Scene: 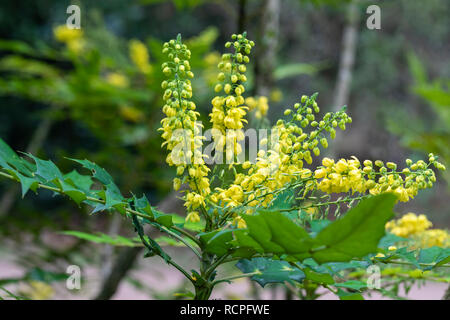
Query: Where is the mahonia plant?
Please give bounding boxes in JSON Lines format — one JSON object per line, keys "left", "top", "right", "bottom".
{"left": 0, "top": 32, "right": 448, "bottom": 300}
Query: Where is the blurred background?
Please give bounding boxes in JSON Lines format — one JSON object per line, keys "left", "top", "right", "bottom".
{"left": 0, "top": 0, "right": 448, "bottom": 299}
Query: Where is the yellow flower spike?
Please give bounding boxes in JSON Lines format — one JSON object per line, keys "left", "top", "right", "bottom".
{"left": 159, "top": 35, "right": 210, "bottom": 215}
{"left": 209, "top": 33, "right": 254, "bottom": 163}
{"left": 129, "top": 39, "right": 152, "bottom": 74}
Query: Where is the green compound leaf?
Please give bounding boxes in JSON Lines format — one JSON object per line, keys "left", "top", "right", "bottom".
{"left": 200, "top": 230, "right": 234, "bottom": 256}
{"left": 311, "top": 194, "right": 396, "bottom": 264}
{"left": 418, "top": 246, "right": 450, "bottom": 270}
{"left": 64, "top": 170, "right": 94, "bottom": 194}
{"left": 236, "top": 258, "right": 305, "bottom": 287}
{"left": 132, "top": 215, "right": 171, "bottom": 262}
{"left": 25, "top": 153, "right": 63, "bottom": 182}
{"left": 336, "top": 288, "right": 365, "bottom": 300}
{"left": 61, "top": 231, "right": 141, "bottom": 247}
{"left": 334, "top": 280, "right": 368, "bottom": 291}
{"left": 303, "top": 267, "right": 334, "bottom": 285}
{"left": 134, "top": 195, "right": 175, "bottom": 228}
{"left": 16, "top": 172, "right": 39, "bottom": 198}
{"left": 59, "top": 180, "right": 87, "bottom": 205}
{"left": 0, "top": 138, "right": 36, "bottom": 176}
{"left": 233, "top": 194, "right": 396, "bottom": 264}
{"left": 235, "top": 210, "right": 313, "bottom": 260}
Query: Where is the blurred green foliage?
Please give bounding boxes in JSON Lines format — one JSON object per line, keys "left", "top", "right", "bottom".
{"left": 387, "top": 53, "right": 450, "bottom": 185}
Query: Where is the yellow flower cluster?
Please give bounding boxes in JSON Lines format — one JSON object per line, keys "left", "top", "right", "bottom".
{"left": 212, "top": 94, "right": 351, "bottom": 213}
{"left": 158, "top": 36, "right": 210, "bottom": 222}
{"left": 106, "top": 72, "right": 129, "bottom": 88}
{"left": 385, "top": 213, "right": 432, "bottom": 237}
{"left": 386, "top": 212, "right": 449, "bottom": 248}
{"left": 119, "top": 105, "right": 144, "bottom": 123}
{"left": 25, "top": 281, "right": 54, "bottom": 300}
{"left": 157, "top": 34, "right": 445, "bottom": 231}
{"left": 417, "top": 229, "right": 449, "bottom": 248}
{"left": 209, "top": 33, "right": 255, "bottom": 162}
{"left": 314, "top": 153, "right": 444, "bottom": 202}
{"left": 246, "top": 96, "right": 269, "bottom": 119}
{"left": 129, "top": 39, "right": 152, "bottom": 74}
{"left": 203, "top": 52, "right": 222, "bottom": 86}
{"left": 53, "top": 25, "right": 84, "bottom": 54}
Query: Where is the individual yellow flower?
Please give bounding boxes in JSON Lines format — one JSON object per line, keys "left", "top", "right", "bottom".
{"left": 186, "top": 211, "right": 200, "bottom": 223}
{"left": 233, "top": 216, "right": 247, "bottom": 229}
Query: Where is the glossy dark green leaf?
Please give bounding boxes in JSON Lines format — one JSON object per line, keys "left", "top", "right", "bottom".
{"left": 26, "top": 153, "right": 63, "bottom": 182}
{"left": 336, "top": 288, "right": 364, "bottom": 300}
{"left": 312, "top": 194, "right": 396, "bottom": 263}
{"left": 334, "top": 280, "right": 367, "bottom": 291}
{"left": 200, "top": 229, "right": 233, "bottom": 256}
{"left": 61, "top": 230, "right": 140, "bottom": 247}
{"left": 236, "top": 258, "right": 305, "bottom": 287}
{"left": 303, "top": 267, "right": 334, "bottom": 285}
{"left": 418, "top": 246, "right": 450, "bottom": 270}
{"left": 236, "top": 210, "right": 313, "bottom": 259}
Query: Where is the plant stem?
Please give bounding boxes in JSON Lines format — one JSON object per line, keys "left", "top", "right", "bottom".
{"left": 161, "top": 226, "right": 202, "bottom": 259}
{"left": 213, "top": 271, "right": 261, "bottom": 285}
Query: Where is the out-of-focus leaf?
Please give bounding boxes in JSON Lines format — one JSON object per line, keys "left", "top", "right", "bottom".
{"left": 61, "top": 230, "right": 141, "bottom": 247}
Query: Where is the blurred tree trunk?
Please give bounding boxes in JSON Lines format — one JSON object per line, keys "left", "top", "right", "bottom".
{"left": 330, "top": 1, "right": 360, "bottom": 157}
{"left": 332, "top": 1, "right": 360, "bottom": 111}
{"left": 94, "top": 191, "right": 184, "bottom": 300}
{"left": 444, "top": 285, "right": 450, "bottom": 300}
{"left": 252, "top": 0, "right": 280, "bottom": 299}
{"left": 237, "top": 0, "right": 247, "bottom": 33}
{"left": 0, "top": 116, "right": 53, "bottom": 218}
{"left": 254, "top": 0, "right": 280, "bottom": 97}
{"left": 99, "top": 214, "right": 122, "bottom": 287}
